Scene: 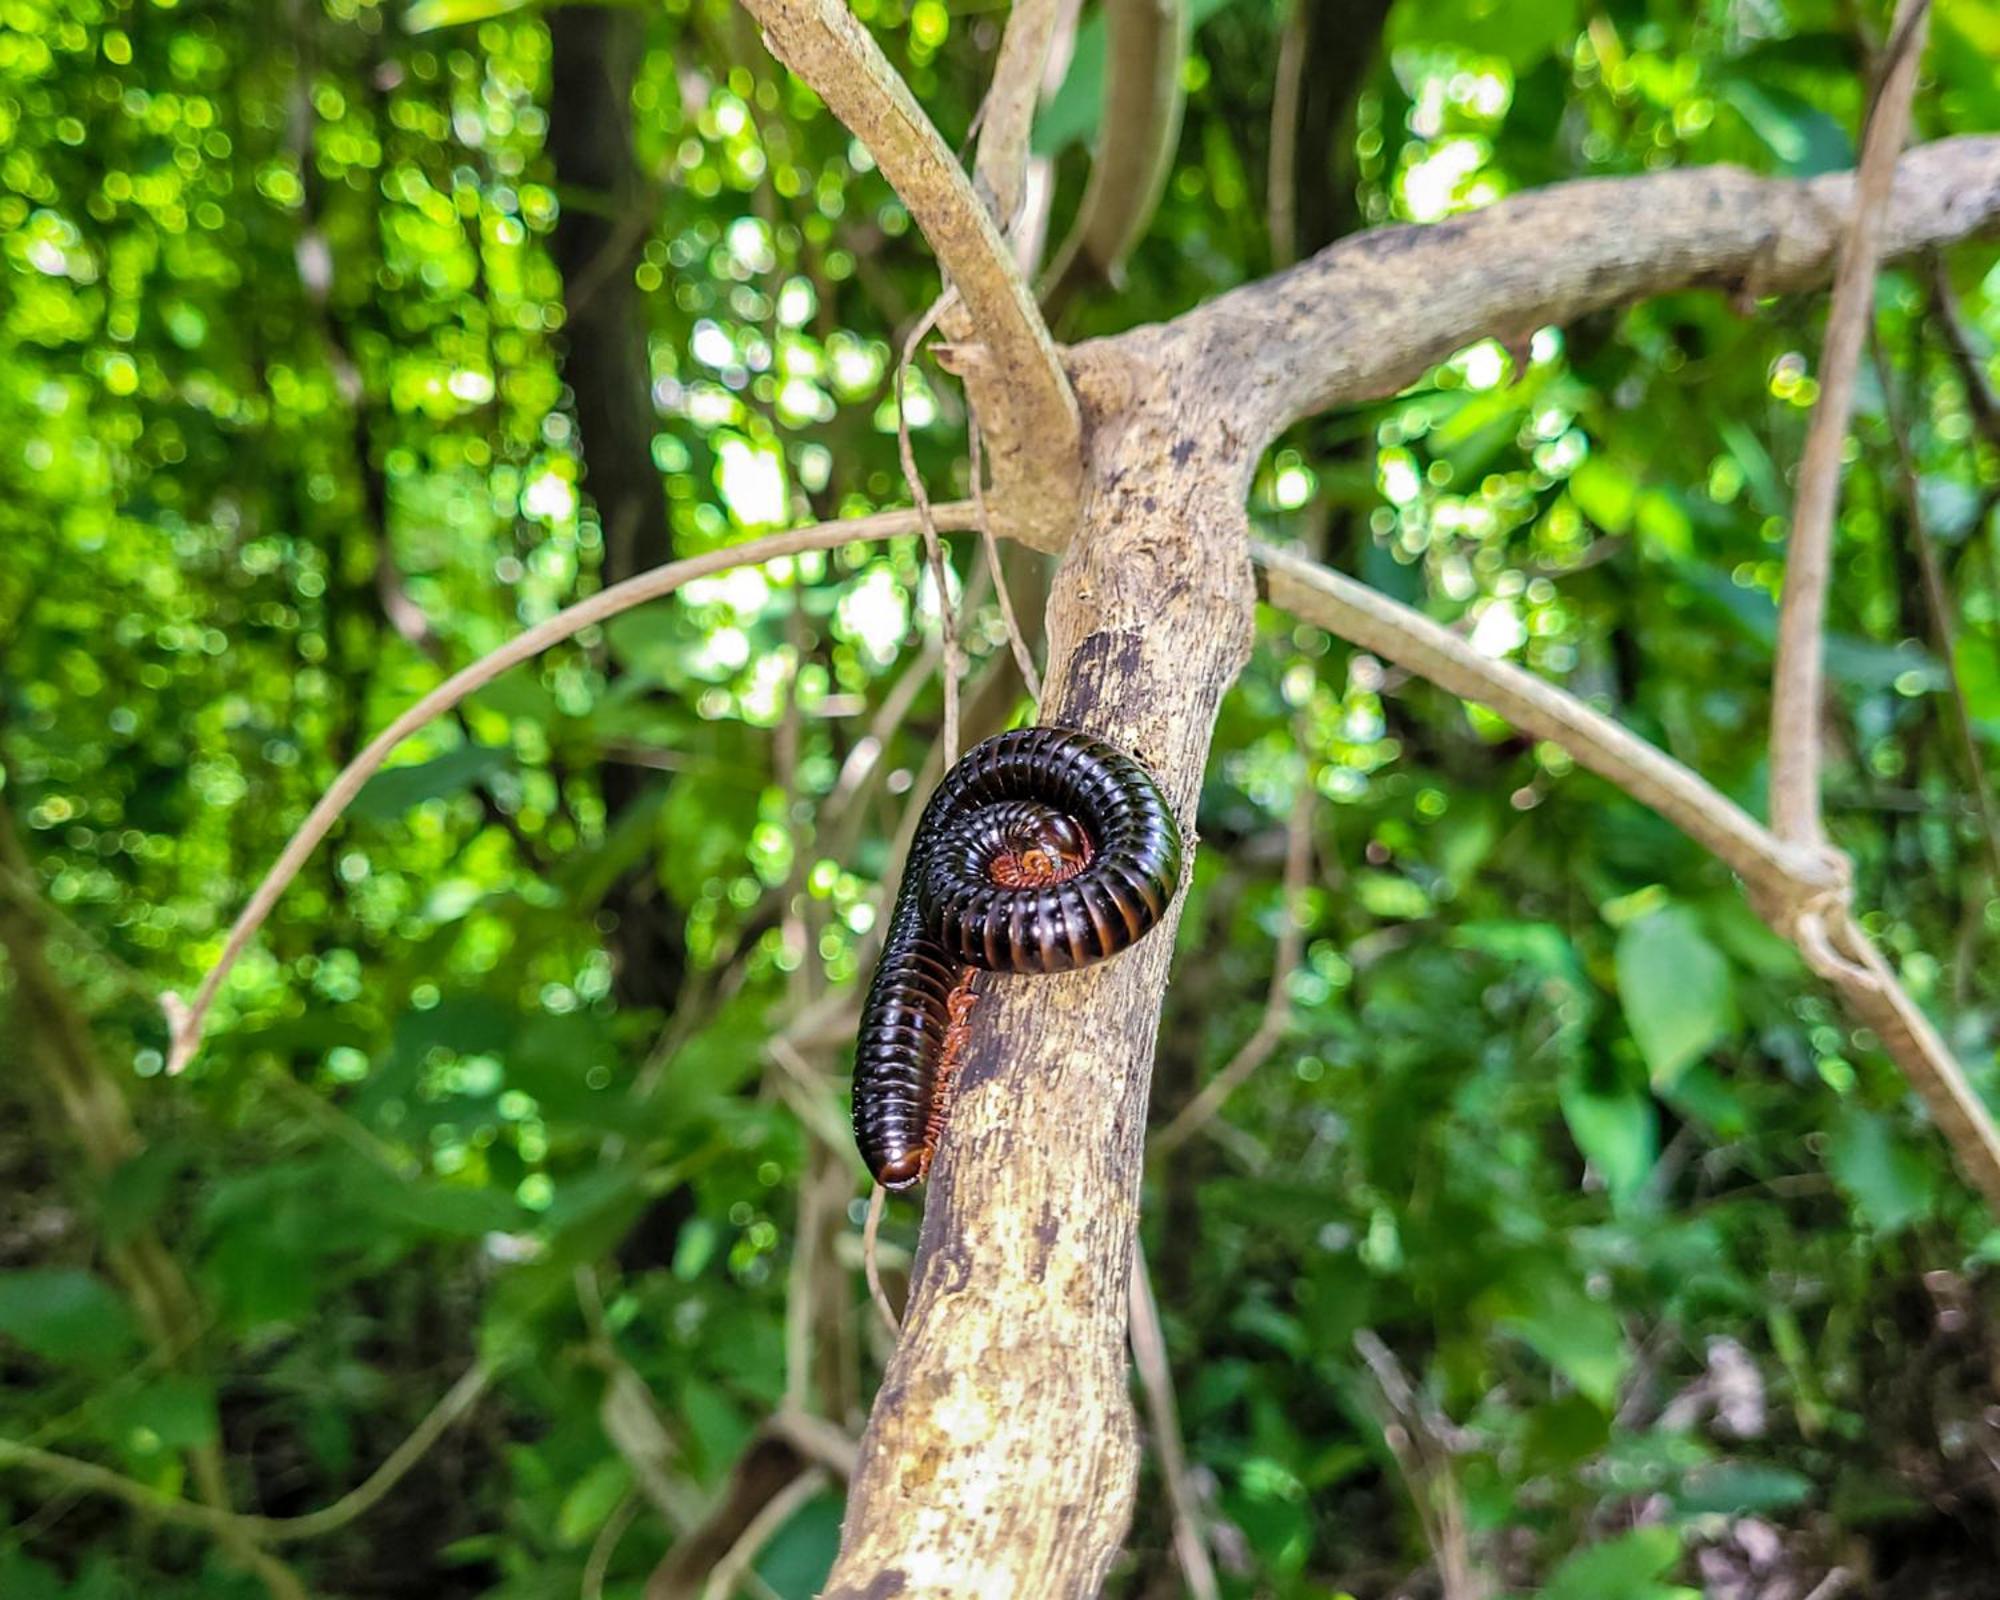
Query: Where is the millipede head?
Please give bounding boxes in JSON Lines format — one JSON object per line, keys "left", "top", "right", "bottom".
{"left": 877, "top": 1149, "right": 928, "bottom": 1191}
{"left": 989, "top": 811, "right": 1093, "bottom": 888}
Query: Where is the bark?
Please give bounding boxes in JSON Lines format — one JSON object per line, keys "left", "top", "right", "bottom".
{"left": 743, "top": 0, "right": 1083, "bottom": 549}
{"left": 822, "top": 341, "right": 1257, "bottom": 1597}
{"left": 1040, "top": 0, "right": 1188, "bottom": 311}
{"left": 1160, "top": 135, "right": 2000, "bottom": 434}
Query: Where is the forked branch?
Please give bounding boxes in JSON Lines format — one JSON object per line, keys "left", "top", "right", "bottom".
{"left": 1257, "top": 542, "right": 2000, "bottom": 1215}
{"left": 1769, "top": 0, "right": 1931, "bottom": 844}
{"left": 739, "top": 0, "right": 1080, "bottom": 546}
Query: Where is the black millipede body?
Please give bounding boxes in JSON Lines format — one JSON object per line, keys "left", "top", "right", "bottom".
{"left": 852, "top": 726, "right": 1183, "bottom": 1190}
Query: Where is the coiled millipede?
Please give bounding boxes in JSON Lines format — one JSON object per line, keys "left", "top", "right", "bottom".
{"left": 851, "top": 726, "right": 1184, "bottom": 1190}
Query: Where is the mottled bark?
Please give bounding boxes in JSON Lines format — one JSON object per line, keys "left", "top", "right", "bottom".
{"left": 823, "top": 338, "right": 1257, "bottom": 1598}
{"left": 1166, "top": 135, "right": 2000, "bottom": 434}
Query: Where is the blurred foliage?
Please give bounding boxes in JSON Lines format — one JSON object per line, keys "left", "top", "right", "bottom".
{"left": 3, "top": 0, "right": 2000, "bottom": 1596}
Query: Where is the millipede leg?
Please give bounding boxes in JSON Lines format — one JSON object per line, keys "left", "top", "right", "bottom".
{"left": 919, "top": 969, "right": 980, "bottom": 1180}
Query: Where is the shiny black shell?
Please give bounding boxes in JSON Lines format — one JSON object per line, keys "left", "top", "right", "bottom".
{"left": 852, "top": 726, "right": 1183, "bottom": 1189}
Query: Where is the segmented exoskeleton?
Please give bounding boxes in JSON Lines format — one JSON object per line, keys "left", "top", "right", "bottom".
{"left": 852, "top": 726, "right": 1183, "bottom": 1190}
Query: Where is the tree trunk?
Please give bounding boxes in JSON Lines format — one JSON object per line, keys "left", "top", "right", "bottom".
{"left": 822, "top": 341, "right": 1257, "bottom": 1594}
{"left": 544, "top": 4, "right": 688, "bottom": 1012}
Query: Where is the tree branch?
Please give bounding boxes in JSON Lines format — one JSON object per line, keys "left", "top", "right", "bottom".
{"left": 971, "top": 0, "right": 1063, "bottom": 232}
{"left": 1877, "top": 327, "right": 2000, "bottom": 893}
{"left": 1040, "top": 0, "right": 1188, "bottom": 312}
{"left": 0, "top": 1358, "right": 494, "bottom": 1546}
{"left": 1128, "top": 1247, "right": 1219, "bottom": 1600}
{"left": 1770, "top": 0, "right": 1930, "bottom": 844}
{"left": 740, "top": 0, "right": 1080, "bottom": 547}
{"left": 822, "top": 330, "right": 1260, "bottom": 1598}
{"left": 1928, "top": 253, "right": 2000, "bottom": 446}
{"left": 1149, "top": 134, "right": 2000, "bottom": 437}
{"left": 1255, "top": 541, "right": 2000, "bottom": 1216}
{"left": 167, "top": 506, "right": 977, "bottom": 1075}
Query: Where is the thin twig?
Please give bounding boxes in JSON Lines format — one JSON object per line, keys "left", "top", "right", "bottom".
{"left": 1874, "top": 326, "right": 2000, "bottom": 892}
{"left": 1267, "top": 0, "right": 1308, "bottom": 268}
{"left": 740, "top": 0, "right": 1080, "bottom": 543}
{"left": 698, "top": 1470, "right": 827, "bottom": 1600}
{"left": 165, "top": 506, "right": 978, "bottom": 1074}
{"left": 1768, "top": 0, "right": 1931, "bottom": 844}
{"left": 862, "top": 1183, "right": 899, "bottom": 1336}
{"left": 0, "top": 1357, "right": 495, "bottom": 1545}
{"left": 822, "top": 635, "right": 944, "bottom": 825}
{"left": 1353, "top": 1330, "right": 1486, "bottom": 1600}
{"left": 1150, "top": 754, "right": 1316, "bottom": 1157}
{"left": 765, "top": 1408, "right": 860, "bottom": 1481}
{"left": 767, "top": 1035, "right": 855, "bottom": 1161}
{"left": 1257, "top": 542, "right": 2000, "bottom": 1214}
{"left": 1006, "top": 0, "right": 1086, "bottom": 276}
{"left": 784, "top": 1150, "right": 849, "bottom": 1416}
{"left": 968, "top": 415, "right": 1043, "bottom": 701}
{"left": 583, "top": 1489, "right": 641, "bottom": 1600}
{"left": 257, "top": 1061, "right": 421, "bottom": 1180}
{"left": 970, "top": 0, "right": 1062, "bottom": 233}
{"left": 1128, "top": 1247, "right": 1219, "bottom": 1600}
{"left": 1927, "top": 255, "right": 2000, "bottom": 445}
{"left": 896, "top": 295, "right": 964, "bottom": 763}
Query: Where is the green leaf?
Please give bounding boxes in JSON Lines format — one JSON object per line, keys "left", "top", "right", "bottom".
{"left": 351, "top": 743, "right": 512, "bottom": 822}
{"left": 1521, "top": 1392, "right": 1613, "bottom": 1473}
{"left": 1681, "top": 566, "right": 1945, "bottom": 690}
{"left": 99, "top": 1140, "right": 194, "bottom": 1246}
{"left": 1032, "top": 0, "right": 1241, "bottom": 156}
{"left": 1717, "top": 420, "right": 1785, "bottom": 515}
{"left": 1387, "top": 0, "right": 1579, "bottom": 68}
{"left": 555, "top": 1456, "right": 632, "bottom": 1547}
{"left": 1635, "top": 487, "right": 1693, "bottom": 558}
{"left": 754, "top": 1488, "right": 842, "bottom": 1598}
{"left": 1955, "top": 634, "right": 2000, "bottom": 724}
{"left": 1718, "top": 77, "right": 1854, "bottom": 175}
{"left": 403, "top": 0, "right": 535, "bottom": 32}
{"left": 1673, "top": 1461, "right": 1813, "bottom": 1517}
{"left": 1353, "top": 870, "right": 1433, "bottom": 920}
{"left": 1615, "top": 906, "right": 1735, "bottom": 1088}
{"left": 0, "top": 1552, "right": 65, "bottom": 1600}
{"left": 97, "top": 1376, "right": 221, "bottom": 1457}
{"left": 1493, "top": 1276, "right": 1629, "bottom": 1407}
{"left": 0, "top": 1269, "right": 139, "bottom": 1371}
{"left": 1559, "top": 1074, "right": 1657, "bottom": 1209}
{"left": 1568, "top": 456, "right": 1635, "bottom": 533}
{"left": 357, "top": 1178, "right": 525, "bottom": 1239}
{"left": 469, "top": 663, "right": 563, "bottom": 728}
{"left": 1937, "top": 7, "right": 2000, "bottom": 125}
{"left": 1544, "top": 1526, "right": 1692, "bottom": 1600}
{"left": 1826, "top": 1109, "right": 1936, "bottom": 1234}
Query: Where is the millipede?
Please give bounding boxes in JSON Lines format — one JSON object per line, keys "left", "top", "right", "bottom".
{"left": 851, "top": 726, "right": 1184, "bottom": 1191}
